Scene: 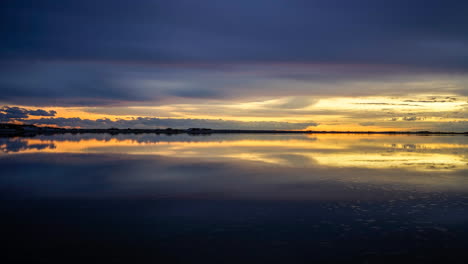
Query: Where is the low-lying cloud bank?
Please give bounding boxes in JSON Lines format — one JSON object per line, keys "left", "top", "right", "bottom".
{"left": 0, "top": 106, "right": 56, "bottom": 122}
{"left": 0, "top": 105, "right": 317, "bottom": 130}
{"left": 28, "top": 117, "right": 318, "bottom": 130}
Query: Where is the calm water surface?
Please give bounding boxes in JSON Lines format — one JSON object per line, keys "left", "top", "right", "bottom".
{"left": 1, "top": 134, "right": 468, "bottom": 263}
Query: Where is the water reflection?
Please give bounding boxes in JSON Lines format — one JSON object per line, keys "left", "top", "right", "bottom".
{"left": 0, "top": 137, "right": 56, "bottom": 153}
{"left": 1, "top": 134, "right": 466, "bottom": 172}
{"left": 1, "top": 134, "right": 468, "bottom": 262}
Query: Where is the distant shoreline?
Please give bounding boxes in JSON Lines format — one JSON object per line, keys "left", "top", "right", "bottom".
{"left": 1, "top": 124, "right": 466, "bottom": 136}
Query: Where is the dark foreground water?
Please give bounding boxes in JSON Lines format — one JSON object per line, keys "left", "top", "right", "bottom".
{"left": 1, "top": 134, "right": 468, "bottom": 263}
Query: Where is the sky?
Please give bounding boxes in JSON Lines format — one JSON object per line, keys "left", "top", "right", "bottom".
{"left": 1, "top": 0, "right": 467, "bottom": 131}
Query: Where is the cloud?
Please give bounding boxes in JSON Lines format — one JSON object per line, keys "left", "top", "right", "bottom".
{"left": 274, "top": 97, "right": 319, "bottom": 109}
{"left": 0, "top": 63, "right": 151, "bottom": 106}
{"left": 359, "top": 122, "right": 376, "bottom": 126}
{"left": 388, "top": 115, "right": 426, "bottom": 122}
{"left": 0, "top": 0, "right": 467, "bottom": 109}
{"left": 403, "top": 96, "right": 458, "bottom": 103}
{"left": 27, "top": 109, "right": 57, "bottom": 116}
{"left": 0, "top": 106, "right": 29, "bottom": 119}
{"left": 402, "top": 116, "right": 425, "bottom": 121}
{"left": 2, "top": 0, "right": 468, "bottom": 69}
{"left": 354, "top": 103, "right": 418, "bottom": 106}
{"left": 166, "top": 88, "right": 223, "bottom": 99}
{"left": 26, "top": 116, "right": 318, "bottom": 130}
{"left": 431, "top": 121, "right": 468, "bottom": 131}
{"left": 0, "top": 106, "right": 56, "bottom": 122}
{"left": 0, "top": 105, "right": 318, "bottom": 130}
{"left": 1, "top": 61, "right": 467, "bottom": 107}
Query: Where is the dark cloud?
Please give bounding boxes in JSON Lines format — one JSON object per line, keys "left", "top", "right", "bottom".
{"left": 2, "top": 0, "right": 468, "bottom": 68}
{"left": 359, "top": 122, "right": 376, "bottom": 126}
{"left": 28, "top": 109, "right": 56, "bottom": 116}
{"left": 1, "top": 61, "right": 465, "bottom": 107}
{"left": 0, "top": 106, "right": 29, "bottom": 119}
{"left": 0, "top": 106, "right": 56, "bottom": 122}
{"left": 0, "top": 63, "right": 151, "bottom": 106}
{"left": 404, "top": 97, "right": 459, "bottom": 103}
{"left": 167, "top": 88, "right": 223, "bottom": 99}
{"left": 354, "top": 103, "right": 417, "bottom": 106}
{"left": 402, "top": 116, "right": 425, "bottom": 121}
{"left": 388, "top": 116, "right": 426, "bottom": 122}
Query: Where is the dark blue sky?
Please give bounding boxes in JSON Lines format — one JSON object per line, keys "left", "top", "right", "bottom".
{"left": 2, "top": 0, "right": 468, "bottom": 66}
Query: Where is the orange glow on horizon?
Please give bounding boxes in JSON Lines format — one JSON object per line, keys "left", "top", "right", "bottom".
{"left": 6, "top": 91, "right": 467, "bottom": 132}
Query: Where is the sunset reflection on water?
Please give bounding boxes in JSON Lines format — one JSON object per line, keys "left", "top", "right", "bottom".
{"left": 2, "top": 133, "right": 468, "bottom": 263}
{"left": 2, "top": 134, "right": 466, "bottom": 173}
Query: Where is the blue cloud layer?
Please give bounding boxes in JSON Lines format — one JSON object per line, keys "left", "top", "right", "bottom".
{"left": 2, "top": 0, "right": 468, "bottom": 66}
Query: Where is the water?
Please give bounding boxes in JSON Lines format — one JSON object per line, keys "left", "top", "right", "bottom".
{"left": 1, "top": 134, "right": 468, "bottom": 263}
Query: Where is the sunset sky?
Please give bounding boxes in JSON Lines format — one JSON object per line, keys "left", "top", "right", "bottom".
{"left": 1, "top": 0, "right": 467, "bottom": 131}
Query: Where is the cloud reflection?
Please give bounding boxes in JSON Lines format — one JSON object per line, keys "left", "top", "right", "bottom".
{"left": 1, "top": 134, "right": 467, "bottom": 172}
{"left": 0, "top": 134, "right": 467, "bottom": 201}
